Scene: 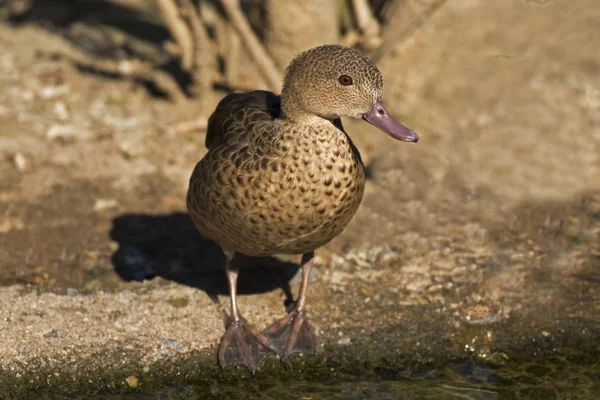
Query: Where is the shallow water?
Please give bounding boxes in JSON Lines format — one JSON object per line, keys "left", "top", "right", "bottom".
{"left": 58, "top": 356, "right": 599, "bottom": 400}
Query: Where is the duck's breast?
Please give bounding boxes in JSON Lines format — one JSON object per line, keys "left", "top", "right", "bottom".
{"left": 187, "top": 120, "right": 365, "bottom": 256}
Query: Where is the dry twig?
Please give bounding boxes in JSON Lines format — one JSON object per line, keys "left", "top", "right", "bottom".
{"left": 155, "top": 0, "right": 195, "bottom": 71}
{"left": 218, "top": 0, "right": 282, "bottom": 92}
{"left": 70, "top": 52, "right": 187, "bottom": 102}
{"left": 341, "top": 30, "right": 361, "bottom": 48}
{"left": 224, "top": 22, "right": 242, "bottom": 86}
{"left": 352, "top": 0, "right": 382, "bottom": 52}
{"left": 180, "top": 0, "right": 216, "bottom": 105}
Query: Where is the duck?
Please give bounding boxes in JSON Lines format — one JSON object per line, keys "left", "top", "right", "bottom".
{"left": 187, "top": 44, "right": 418, "bottom": 372}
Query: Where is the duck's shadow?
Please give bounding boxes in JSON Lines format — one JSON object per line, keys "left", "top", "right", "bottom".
{"left": 109, "top": 212, "right": 299, "bottom": 305}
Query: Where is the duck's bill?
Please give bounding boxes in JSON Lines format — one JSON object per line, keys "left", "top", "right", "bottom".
{"left": 362, "top": 101, "right": 419, "bottom": 143}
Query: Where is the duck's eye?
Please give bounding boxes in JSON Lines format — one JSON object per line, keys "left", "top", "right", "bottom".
{"left": 339, "top": 75, "right": 353, "bottom": 86}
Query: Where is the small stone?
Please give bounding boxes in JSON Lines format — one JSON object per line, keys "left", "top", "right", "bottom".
{"left": 40, "top": 85, "right": 70, "bottom": 99}
{"left": 53, "top": 101, "right": 70, "bottom": 121}
{"left": 541, "top": 330, "right": 550, "bottom": 337}
{"left": 118, "top": 138, "right": 145, "bottom": 158}
{"left": 43, "top": 329, "right": 58, "bottom": 338}
{"left": 156, "top": 349, "right": 169, "bottom": 357}
{"left": 93, "top": 199, "right": 118, "bottom": 212}
{"left": 156, "top": 336, "right": 184, "bottom": 352}
{"left": 125, "top": 375, "right": 138, "bottom": 388}
{"left": 46, "top": 125, "right": 92, "bottom": 142}
{"left": 337, "top": 337, "right": 351, "bottom": 345}
{"left": 13, "top": 152, "right": 27, "bottom": 173}
{"left": 329, "top": 271, "right": 345, "bottom": 285}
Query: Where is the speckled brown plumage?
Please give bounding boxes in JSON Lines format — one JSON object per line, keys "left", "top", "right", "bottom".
{"left": 186, "top": 45, "right": 418, "bottom": 372}
{"left": 187, "top": 90, "right": 365, "bottom": 256}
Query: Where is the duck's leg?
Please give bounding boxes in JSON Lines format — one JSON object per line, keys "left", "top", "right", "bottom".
{"left": 261, "top": 251, "right": 318, "bottom": 358}
{"left": 218, "top": 252, "right": 272, "bottom": 372}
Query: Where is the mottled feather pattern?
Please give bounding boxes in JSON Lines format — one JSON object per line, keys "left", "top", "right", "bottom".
{"left": 187, "top": 90, "right": 365, "bottom": 256}
{"left": 204, "top": 90, "right": 280, "bottom": 150}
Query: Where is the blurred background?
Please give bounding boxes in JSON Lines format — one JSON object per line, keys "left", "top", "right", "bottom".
{"left": 0, "top": 0, "right": 599, "bottom": 397}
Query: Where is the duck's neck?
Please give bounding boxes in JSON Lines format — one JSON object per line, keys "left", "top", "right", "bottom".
{"left": 280, "top": 113, "right": 360, "bottom": 162}
{"left": 280, "top": 88, "right": 332, "bottom": 123}
{"left": 280, "top": 103, "right": 315, "bottom": 124}
{"left": 280, "top": 99, "right": 338, "bottom": 132}
{"left": 279, "top": 89, "right": 354, "bottom": 147}
{"left": 281, "top": 112, "right": 341, "bottom": 138}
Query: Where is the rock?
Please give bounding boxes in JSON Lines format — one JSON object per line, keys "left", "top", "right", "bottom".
{"left": 156, "top": 336, "right": 184, "bottom": 352}
{"left": 39, "top": 85, "right": 70, "bottom": 99}
{"left": 53, "top": 102, "right": 70, "bottom": 121}
{"left": 43, "top": 329, "right": 58, "bottom": 339}
{"left": 12, "top": 152, "right": 27, "bottom": 173}
{"left": 93, "top": 199, "right": 118, "bottom": 212}
{"left": 337, "top": 337, "right": 351, "bottom": 345}
{"left": 125, "top": 375, "right": 138, "bottom": 388}
{"left": 46, "top": 125, "right": 93, "bottom": 142}
{"left": 118, "top": 136, "right": 145, "bottom": 159}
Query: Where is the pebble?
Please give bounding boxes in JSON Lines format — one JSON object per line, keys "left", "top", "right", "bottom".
{"left": 53, "top": 101, "right": 70, "bottom": 121}
{"left": 93, "top": 199, "right": 118, "bottom": 212}
{"left": 118, "top": 138, "right": 145, "bottom": 158}
{"left": 40, "top": 85, "right": 70, "bottom": 99}
{"left": 156, "top": 336, "right": 184, "bottom": 352}
{"left": 329, "top": 271, "right": 345, "bottom": 285}
{"left": 43, "top": 329, "right": 58, "bottom": 339}
{"left": 12, "top": 152, "right": 27, "bottom": 173}
{"left": 125, "top": 375, "right": 138, "bottom": 388}
{"left": 337, "top": 337, "right": 351, "bottom": 345}
{"left": 46, "top": 125, "right": 92, "bottom": 142}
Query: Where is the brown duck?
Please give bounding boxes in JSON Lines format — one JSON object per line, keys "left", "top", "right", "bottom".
{"left": 187, "top": 44, "right": 418, "bottom": 372}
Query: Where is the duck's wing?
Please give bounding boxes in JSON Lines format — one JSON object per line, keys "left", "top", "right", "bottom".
{"left": 205, "top": 90, "right": 281, "bottom": 150}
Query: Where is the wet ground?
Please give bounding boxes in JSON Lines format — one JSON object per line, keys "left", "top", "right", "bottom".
{"left": 86, "top": 355, "right": 600, "bottom": 400}
{"left": 1, "top": 0, "right": 599, "bottom": 398}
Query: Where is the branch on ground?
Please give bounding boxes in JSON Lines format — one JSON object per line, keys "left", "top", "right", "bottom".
{"left": 352, "top": 0, "right": 382, "bottom": 53}
{"left": 218, "top": 0, "right": 283, "bottom": 93}
{"left": 180, "top": 0, "right": 216, "bottom": 106}
{"left": 155, "top": 0, "right": 195, "bottom": 72}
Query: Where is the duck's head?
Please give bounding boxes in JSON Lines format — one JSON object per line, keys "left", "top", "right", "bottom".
{"left": 281, "top": 44, "right": 418, "bottom": 143}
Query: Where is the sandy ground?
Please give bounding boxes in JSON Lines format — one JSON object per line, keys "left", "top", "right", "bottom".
{"left": 0, "top": 0, "right": 599, "bottom": 397}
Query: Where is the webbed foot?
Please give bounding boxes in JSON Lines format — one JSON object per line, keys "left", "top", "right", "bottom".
{"left": 261, "top": 309, "right": 317, "bottom": 358}
{"left": 218, "top": 318, "right": 272, "bottom": 373}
